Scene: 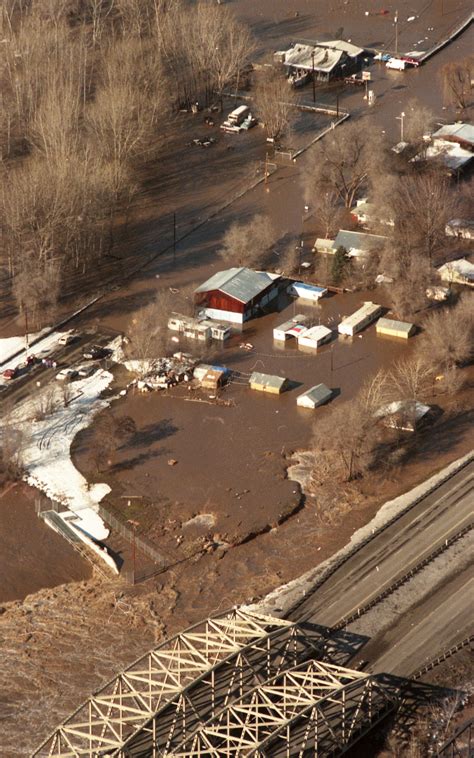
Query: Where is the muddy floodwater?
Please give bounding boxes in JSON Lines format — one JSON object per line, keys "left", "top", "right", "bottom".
{"left": 76, "top": 288, "right": 413, "bottom": 548}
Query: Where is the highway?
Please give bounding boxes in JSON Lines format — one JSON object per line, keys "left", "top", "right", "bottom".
{"left": 370, "top": 568, "right": 473, "bottom": 677}
{"left": 289, "top": 460, "right": 473, "bottom": 636}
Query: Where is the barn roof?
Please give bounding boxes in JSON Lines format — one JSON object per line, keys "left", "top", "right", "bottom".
{"left": 195, "top": 268, "right": 277, "bottom": 304}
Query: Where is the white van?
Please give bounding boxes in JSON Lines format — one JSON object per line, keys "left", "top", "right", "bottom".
{"left": 386, "top": 58, "right": 406, "bottom": 70}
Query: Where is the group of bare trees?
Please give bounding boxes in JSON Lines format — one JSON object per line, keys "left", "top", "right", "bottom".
{"left": 304, "top": 102, "right": 469, "bottom": 312}
{"left": 311, "top": 294, "right": 473, "bottom": 487}
{"left": 0, "top": 0, "right": 254, "bottom": 328}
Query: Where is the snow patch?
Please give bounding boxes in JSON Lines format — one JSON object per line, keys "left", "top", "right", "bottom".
{"left": 11, "top": 366, "right": 115, "bottom": 541}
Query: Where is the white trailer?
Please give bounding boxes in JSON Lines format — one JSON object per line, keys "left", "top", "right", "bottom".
{"left": 338, "top": 301, "right": 382, "bottom": 337}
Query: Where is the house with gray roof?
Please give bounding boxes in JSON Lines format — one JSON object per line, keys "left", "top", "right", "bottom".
{"left": 332, "top": 230, "right": 388, "bottom": 258}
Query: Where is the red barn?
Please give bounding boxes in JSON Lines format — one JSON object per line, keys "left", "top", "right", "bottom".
{"left": 194, "top": 267, "right": 280, "bottom": 324}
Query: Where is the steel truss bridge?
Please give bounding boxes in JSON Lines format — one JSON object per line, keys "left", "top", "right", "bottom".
{"left": 33, "top": 608, "right": 396, "bottom": 757}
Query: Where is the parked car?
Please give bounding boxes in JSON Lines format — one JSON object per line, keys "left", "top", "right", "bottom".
{"left": 56, "top": 367, "right": 79, "bottom": 382}
{"left": 58, "top": 332, "right": 78, "bottom": 346}
{"left": 82, "top": 345, "right": 108, "bottom": 360}
{"left": 2, "top": 368, "right": 18, "bottom": 380}
{"left": 76, "top": 364, "right": 96, "bottom": 378}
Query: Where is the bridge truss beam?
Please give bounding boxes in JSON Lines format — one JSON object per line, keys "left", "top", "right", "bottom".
{"left": 33, "top": 609, "right": 292, "bottom": 758}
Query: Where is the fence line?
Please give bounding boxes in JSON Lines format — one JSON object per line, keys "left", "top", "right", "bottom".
{"left": 98, "top": 503, "right": 172, "bottom": 570}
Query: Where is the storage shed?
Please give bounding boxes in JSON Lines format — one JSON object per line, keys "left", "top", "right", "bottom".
{"left": 338, "top": 301, "right": 382, "bottom": 336}
{"left": 201, "top": 367, "right": 228, "bottom": 390}
{"left": 195, "top": 267, "right": 280, "bottom": 324}
{"left": 297, "top": 383, "right": 333, "bottom": 409}
{"left": 376, "top": 317, "right": 415, "bottom": 340}
{"left": 273, "top": 314, "right": 309, "bottom": 341}
{"left": 249, "top": 372, "right": 288, "bottom": 395}
{"left": 297, "top": 325, "right": 332, "bottom": 349}
{"left": 288, "top": 282, "right": 328, "bottom": 302}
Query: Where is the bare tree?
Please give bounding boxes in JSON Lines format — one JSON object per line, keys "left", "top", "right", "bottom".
{"left": 386, "top": 356, "right": 433, "bottom": 403}
{"left": 126, "top": 291, "right": 174, "bottom": 376}
{"left": 253, "top": 67, "right": 295, "bottom": 142}
{"left": 403, "top": 97, "right": 435, "bottom": 155}
{"left": 220, "top": 213, "right": 274, "bottom": 268}
{"left": 418, "top": 295, "right": 474, "bottom": 372}
{"left": 309, "top": 188, "right": 345, "bottom": 239}
{"left": 440, "top": 55, "right": 474, "bottom": 116}
{"left": 306, "top": 120, "right": 384, "bottom": 209}
{"left": 312, "top": 374, "right": 387, "bottom": 482}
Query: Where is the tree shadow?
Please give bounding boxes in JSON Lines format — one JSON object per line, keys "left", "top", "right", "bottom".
{"left": 124, "top": 418, "right": 179, "bottom": 449}
{"left": 110, "top": 448, "right": 169, "bottom": 473}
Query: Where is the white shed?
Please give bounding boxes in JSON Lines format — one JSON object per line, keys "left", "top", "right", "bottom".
{"left": 297, "top": 325, "right": 332, "bottom": 349}
{"left": 297, "top": 383, "right": 333, "bottom": 409}
{"left": 338, "top": 302, "right": 382, "bottom": 336}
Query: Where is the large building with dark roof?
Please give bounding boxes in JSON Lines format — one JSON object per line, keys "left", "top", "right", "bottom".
{"left": 194, "top": 267, "right": 280, "bottom": 324}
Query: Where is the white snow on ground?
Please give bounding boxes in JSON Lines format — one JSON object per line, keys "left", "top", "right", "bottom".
{"left": 8, "top": 364, "right": 116, "bottom": 541}
{"left": 0, "top": 328, "right": 73, "bottom": 372}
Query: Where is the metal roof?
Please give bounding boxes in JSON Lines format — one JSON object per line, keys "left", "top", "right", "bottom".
{"left": 438, "top": 258, "right": 474, "bottom": 280}
{"left": 339, "top": 301, "right": 382, "bottom": 329}
{"left": 195, "top": 267, "right": 276, "bottom": 304}
{"left": 298, "top": 325, "right": 332, "bottom": 341}
{"left": 432, "top": 123, "right": 474, "bottom": 146}
{"left": 291, "top": 282, "right": 327, "bottom": 295}
{"left": 249, "top": 372, "right": 287, "bottom": 389}
{"left": 319, "top": 39, "right": 364, "bottom": 57}
{"left": 334, "top": 230, "right": 387, "bottom": 256}
{"left": 297, "top": 383, "right": 333, "bottom": 405}
{"left": 376, "top": 317, "right": 414, "bottom": 334}
{"left": 283, "top": 43, "right": 344, "bottom": 72}
{"left": 422, "top": 141, "right": 473, "bottom": 171}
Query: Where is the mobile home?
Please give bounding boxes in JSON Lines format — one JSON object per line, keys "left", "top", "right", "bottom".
{"left": 168, "top": 314, "right": 211, "bottom": 342}
{"left": 338, "top": 302, "right": 382, "bottom": 336}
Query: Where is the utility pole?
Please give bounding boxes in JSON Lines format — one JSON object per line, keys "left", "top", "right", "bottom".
{"left": 396, "top": 110, "right": 405, "bottom": 142}
{"left": 336, "top": 93, "right": 339, "bottom": 119}
{"left": 311, "top": 50, "right": 316, "bottom": 103}
{"left": 394, "top": 10, "right": 399, "bottom": 55}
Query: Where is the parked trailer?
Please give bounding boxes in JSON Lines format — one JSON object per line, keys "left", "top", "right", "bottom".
{"left": 338, "top": 301, "right": 382, "bottom": 336}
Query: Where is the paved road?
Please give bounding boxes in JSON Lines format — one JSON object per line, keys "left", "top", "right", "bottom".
{"left": 370, "top": 566, "right": 473, "bottom": 677}
{"left": 290, "top": 461, "right": 473, "bottom": 628}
